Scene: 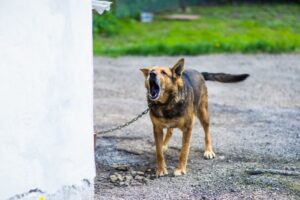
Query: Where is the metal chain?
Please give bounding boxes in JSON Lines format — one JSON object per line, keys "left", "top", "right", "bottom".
{"left": 95, "top": 103, "right": 152, "bottom": 135}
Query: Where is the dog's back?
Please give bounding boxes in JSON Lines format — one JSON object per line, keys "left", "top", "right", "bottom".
{"left": 183, "top": 69, "right": 249, "bottom": 115}
{"left": 182, "top": 70, "right": 206, "bottom": 112}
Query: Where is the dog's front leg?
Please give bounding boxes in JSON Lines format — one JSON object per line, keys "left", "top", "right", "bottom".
{"left": 174, "top": 121, "right": 194, "bottom": 176}
{"left": 153, "top": 125, "right": 168, "bottom": 177}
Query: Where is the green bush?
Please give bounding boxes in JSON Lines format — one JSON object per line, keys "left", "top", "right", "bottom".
{"left": 93, "top": 12, "right": 120, "bottom": 36}
{"left": 94, "top": 4, "right": 300, "bottom": 56}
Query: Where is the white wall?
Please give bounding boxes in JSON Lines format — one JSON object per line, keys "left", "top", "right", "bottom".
{"left": 0, "top": 1, "right": 95, "bottom": 199}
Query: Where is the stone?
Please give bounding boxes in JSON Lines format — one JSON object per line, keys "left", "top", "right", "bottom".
{"left": 149, "top": 174, "right": 156, "bottom": 180}
{"left": 116, "top": 173, "right": 124, "bottom": 181}
{"left": 136, "top": 171, "right": 145, "bottom": 176}
{"left": 146, "top": 168, "right": 152, "bottom": 172}
{"left": 135, "top": 175, "right": 144, "bottom": 181}
{"left": 109, "top": 175, "right": 118, "bottom": 183}
{"left": 114, "top": 165, "right": 129, "bottom": 171}
{"left": 119, "top": 181, "right": 125, "bottom": 186}
{"left": 131, "top": 171, "right": 137, "bottom": 176}
{"left": 219, "top": 156, "right": 225, "bottom": 160}
{"left": 125, "top": 175, "right": 133, "bottom": 181}
{"left": 131, "top": 180, "right": 142, "bottom": 186}
{"left": 143, "top": 179, "right": 149, "bottom": 185}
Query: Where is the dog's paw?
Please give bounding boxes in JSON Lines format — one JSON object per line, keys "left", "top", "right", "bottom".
{"left": 173, "top": 168, "right": 186, "bottom": 176}
{"left": 156, "top": 167, "right": 168, "bottom": 177}
{"left": 204, "top": 150, "right": 216, "bottom": 159}
{"left": 162, "top": 145, "right": 168, "bottom": 152}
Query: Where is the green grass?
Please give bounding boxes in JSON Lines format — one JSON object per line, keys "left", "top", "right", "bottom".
{"left": 93, "top": 4, "right": 300, "bottom": 56}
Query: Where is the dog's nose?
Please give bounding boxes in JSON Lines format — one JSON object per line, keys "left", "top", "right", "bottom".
{"left": 150, "top": 71, "right": 157, "bottom": 79}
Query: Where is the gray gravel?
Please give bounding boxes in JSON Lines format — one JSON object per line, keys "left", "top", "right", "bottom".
{"left": 93, "top": 54, "right": 300, "bottom": 200}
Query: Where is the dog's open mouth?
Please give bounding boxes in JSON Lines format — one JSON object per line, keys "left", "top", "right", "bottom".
{"left": 149, "top": 79, "right": 160, "bottom": 100}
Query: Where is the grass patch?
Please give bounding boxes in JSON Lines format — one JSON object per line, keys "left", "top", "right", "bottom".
{"left": 93, "top": 4, "right": 300, "bottom": 56}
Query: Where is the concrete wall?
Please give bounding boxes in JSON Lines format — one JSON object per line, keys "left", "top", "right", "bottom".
{"left": 0, "top": 1, "right": 95, "bottom": 199}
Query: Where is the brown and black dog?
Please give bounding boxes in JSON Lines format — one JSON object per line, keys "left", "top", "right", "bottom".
{"left": 140, "top": 58, "right": 249, "bottom": 177}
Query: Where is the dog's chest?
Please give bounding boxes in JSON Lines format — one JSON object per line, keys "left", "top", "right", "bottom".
{"left": 152, "top": 115, "right": 179, "bottom": 128}
{"left": 151, "top": 100, "right": 186, "bottom": 119}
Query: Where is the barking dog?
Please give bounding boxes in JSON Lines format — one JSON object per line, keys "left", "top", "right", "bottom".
{"left": 140, "top": 58, "right": 249, "bottom": 177}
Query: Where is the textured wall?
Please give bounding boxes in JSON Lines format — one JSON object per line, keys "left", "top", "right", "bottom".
{"left": 0, "top": 1, "right": 95, "bottom": 199}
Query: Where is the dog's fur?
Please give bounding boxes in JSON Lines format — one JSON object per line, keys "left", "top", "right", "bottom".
{"left": 140, "top": 58, "right": 249, "bottom": 176}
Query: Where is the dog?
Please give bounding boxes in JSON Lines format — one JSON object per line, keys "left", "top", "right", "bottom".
{"left": 140, "top": 58, "right": 249, "bottom": 177}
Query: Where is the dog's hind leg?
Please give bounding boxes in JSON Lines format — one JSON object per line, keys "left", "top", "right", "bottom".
{"left": 163, "top": 128, "right": 173, "bottom": 152}
{"left": 198, "top": 92, "right": 216, "bottom": 160}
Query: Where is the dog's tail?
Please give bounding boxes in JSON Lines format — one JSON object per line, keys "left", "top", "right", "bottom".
{"left": 201, "top": 72, "right": 249, "bottom": 83}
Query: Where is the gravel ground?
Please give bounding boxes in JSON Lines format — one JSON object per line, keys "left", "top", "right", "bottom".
{"left": 93, "top": 55, "right": 300, "bottom": 200}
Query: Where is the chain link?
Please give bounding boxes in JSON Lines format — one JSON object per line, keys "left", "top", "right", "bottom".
{"left": 95, "top": 103, "right": 152, "bottom": 135}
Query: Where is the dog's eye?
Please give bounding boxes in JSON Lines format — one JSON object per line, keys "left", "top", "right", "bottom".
{"left": 161, "top": 70, "right": 167, "bottom": 76}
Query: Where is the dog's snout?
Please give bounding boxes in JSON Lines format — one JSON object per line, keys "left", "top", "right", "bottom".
{"left": 150, "top": 71, "right": 157, "bottom": 79}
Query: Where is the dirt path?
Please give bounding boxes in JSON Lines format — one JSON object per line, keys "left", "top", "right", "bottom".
{"left": 93, "top": 55, "right": 300, "bottom": 200}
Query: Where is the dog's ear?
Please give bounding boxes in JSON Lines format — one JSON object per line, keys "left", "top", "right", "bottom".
{"left": 171, "top": 58, "right": 185, "bottom": 78}
{"left": 140, "top": 67, "right": 150, "bottom": 78}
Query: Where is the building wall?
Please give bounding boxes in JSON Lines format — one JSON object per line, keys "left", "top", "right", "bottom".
{"left": 0, "top": 1, "right": 95, "bottom": 199}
